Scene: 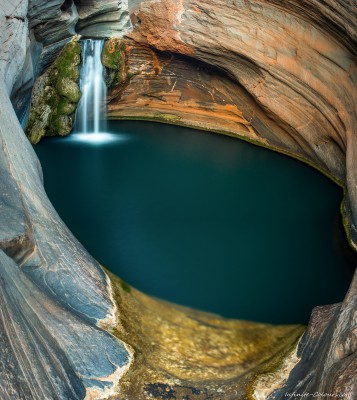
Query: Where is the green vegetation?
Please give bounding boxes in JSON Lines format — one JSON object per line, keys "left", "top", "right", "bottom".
{"left": 26, "top": 38, "right": 81, "bottom": 144}
{"left": 102, "top": 37, "right": 139, "bottom": 90}
{"left": 102, "top": 37, "right": 125, "bottom": 71}
{"left": 102, "top": 37, "right": 126, "bottom": 88}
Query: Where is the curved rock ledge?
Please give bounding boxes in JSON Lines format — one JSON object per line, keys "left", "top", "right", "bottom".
{"left": 108, "top": 0, "right": 357, "bottom": 396}
{"left": 0, "top": 0, "right": 356, "bottom": 399}
{"left": 0, "top": 3, "right": 133, "bottom": 398}
{"left": 125, "top": 0, "right": 357, "bottom": 247}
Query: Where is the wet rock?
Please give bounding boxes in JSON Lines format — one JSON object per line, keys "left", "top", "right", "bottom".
{"left": 56, "top": 76, "right": 81, "bottom": 102}
{"left": 26, "top": 39, "right": 81, "bottom": 143}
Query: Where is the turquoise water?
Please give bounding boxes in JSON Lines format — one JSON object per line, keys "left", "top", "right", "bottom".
{"left": 35, "top": 121, "right": 355, "bottom": 324}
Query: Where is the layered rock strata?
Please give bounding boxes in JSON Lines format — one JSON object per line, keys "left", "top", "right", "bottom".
{"left": 123, "top": 0, "right": 357, "bottom": 247}
{"left": 104, "top": 0, "right": 357, "bottom": 398}
{"left": 75, "top": 0, "right": 131, "bottom": 37}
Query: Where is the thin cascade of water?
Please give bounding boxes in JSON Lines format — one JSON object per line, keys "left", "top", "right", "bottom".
{"left": 76, "top": 39, "right": 107, "bottom": 134}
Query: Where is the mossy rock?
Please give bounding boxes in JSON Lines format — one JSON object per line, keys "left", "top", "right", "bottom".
{"left": 56, "top": 77, "right": 81, "bottom": 102}
{"left": 27, "top": 104, "right": 52, "bottom": 144}
{"left": 102, "top": 37, "right": 124, "bottom": 70}
{"left": 102, "top": 37, "right": 130, "bottom": 88}
{"left": 26, "top": 38, "right": 81, "bottom": 144}
{"left": 58, "top": 98, "right": 76, "bottom": 115}
{"left": 51, "top": 115, "right": 72, "bottom": 136}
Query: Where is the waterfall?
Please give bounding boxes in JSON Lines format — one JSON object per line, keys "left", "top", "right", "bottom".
{"left": 76, "top": 39, "right": 107, "bottom": 134}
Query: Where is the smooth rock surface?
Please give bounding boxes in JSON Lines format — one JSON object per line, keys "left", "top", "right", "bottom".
{"left": 112, "top": 1, "right": 357, "bottom": 397}
{"left": 75, "top": 0, "right": 132, "bottom": 37}
{"left": 0, "top": 2, "right": 133, "bottom": 397}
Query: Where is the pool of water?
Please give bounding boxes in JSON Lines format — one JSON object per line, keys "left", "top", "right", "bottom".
{"left": 35, "top": 121, "right": 355, "bottom": 324}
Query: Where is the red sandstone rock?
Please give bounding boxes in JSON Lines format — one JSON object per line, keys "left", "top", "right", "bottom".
{"left": 106, "top": 2, "right": 357, "bottom": 397}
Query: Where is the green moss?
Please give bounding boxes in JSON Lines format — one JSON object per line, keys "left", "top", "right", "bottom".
{"left": 102, "top": 38, "right": 124, "bottom": 70}
{"left": 102, "top": 37, "right": 136, "bottom": 89}
{"left": 26, "top": 37, "right": 81, "bottom": 144}
{"left": 156, "top": 113, "right": 182, "bottom": 122}
{"left": 56, "top": 77, "right": 81, "bottom": 102}
{"left": 52, "top": 41, "right": 81, "bottom": 80}
{"left": 57, "top": 98, "right": 76, "bottom": 115}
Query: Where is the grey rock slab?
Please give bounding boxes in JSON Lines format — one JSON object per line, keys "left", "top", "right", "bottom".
{"left": 0, "top": 4, "right": 133, "bottom": 398}
{"left": 0, "top": 250, "right": 130, "bottom": 399}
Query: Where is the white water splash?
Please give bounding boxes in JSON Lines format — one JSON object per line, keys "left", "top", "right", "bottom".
{"left": 76, "top": 39, "right": 107, "bottom": 134}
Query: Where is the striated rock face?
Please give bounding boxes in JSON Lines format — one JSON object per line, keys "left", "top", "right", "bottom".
{"left": 0, "top": 1, "right": 133, "bottom": 398}
{"left": 107, "top": 38, "right": 279, "bottom": 146}
{"left": 75, "top": 0, "right": 132, "bottom": 37}
{"left": 106, "top": 0, "right": 357, "bottom": 398}
{"left": 125, "top": 1, "right": 357, "bottom": 246}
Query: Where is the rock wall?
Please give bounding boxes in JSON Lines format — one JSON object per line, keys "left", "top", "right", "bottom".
{"left": 26, "top": 38, "right": 82, "bottom": 143}
{"left": 106, "top": 0, "right": 357, "bottom": 398}
{"left": 107, "top": 38, "right": 264, "bottom": 143}
{"left": 124, "top": 0, "right": 357, "bottom": 247}
{"left": 75, "top": 0, "right": 131, "bottom": 37}
{"left": 0, "top": 1, "right": 134, "bottom": 398}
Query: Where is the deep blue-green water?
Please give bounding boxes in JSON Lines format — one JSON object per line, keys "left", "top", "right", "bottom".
{"left": 35, "top": 121, "right": 355, "bottom": 324}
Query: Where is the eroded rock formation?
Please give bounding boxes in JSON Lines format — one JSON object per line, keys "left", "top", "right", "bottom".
{"left": 106, "top": 1, "right": 357, "bottom": 396}
{"left": 12, "top": 0, "right": 132, "bottom": 127}
{"left": 26, "top": 38, "right": 81, "bottom": 143}
{"left": 0, "top": 1, "right": 133, "bottom": 398}
{"left": 121, "top": 0, "right": 357, "bottom": 245}
{"left": 0, "top": 0, "right": 356, "bottom": 399}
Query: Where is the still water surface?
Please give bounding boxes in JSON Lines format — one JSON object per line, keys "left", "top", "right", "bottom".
{"left": 35, "top": 121, "right": 355, "bottom": 324}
